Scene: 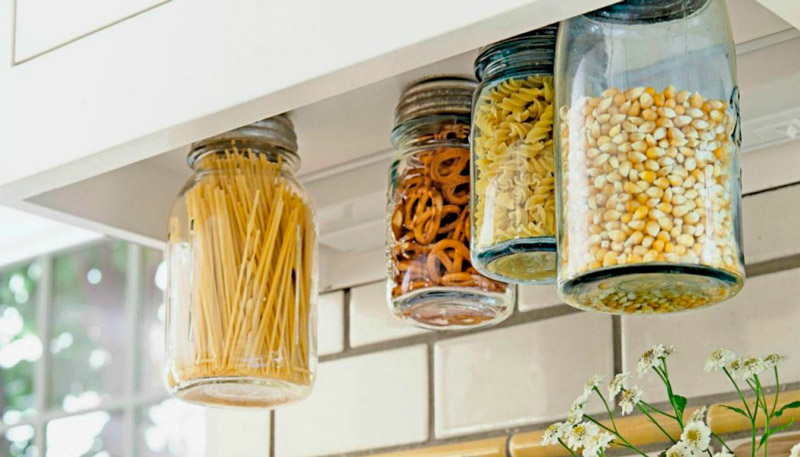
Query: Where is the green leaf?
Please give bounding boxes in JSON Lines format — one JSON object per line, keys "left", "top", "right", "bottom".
{"left": 672, "top": 395, "right": 688, "bottom": 418}
{"left": 774, "top": 401, "right": 800, "bottom": 417}
{"left": 758, "top": 418, "right": 795, "bottom": 448}
{"left": 720, "top": 404, "right": 749, "bottom": 418}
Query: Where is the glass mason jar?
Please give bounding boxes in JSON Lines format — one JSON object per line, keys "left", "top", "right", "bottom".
{"left": 387, "top": 76, "right": 515, "bottom": 330}
{"left": 165, "top": 115, "right": 318, "bottom": 407}
{"left": 555, "top": 0, "right": 745, "bottom": 314}
{"left": 470, "top": 26, "right": 559, "bottom": 284}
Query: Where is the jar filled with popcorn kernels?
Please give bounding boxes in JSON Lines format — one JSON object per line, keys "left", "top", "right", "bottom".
{"left": 555, "top": 0, "right": 745, "bottom": 314}
{"left": 470, "top": 25, "right": 559, "bottom": 284}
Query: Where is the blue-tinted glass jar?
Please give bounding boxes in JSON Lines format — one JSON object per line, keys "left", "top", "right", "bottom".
{"left": 555, "top": 0, "right": 745, "bottom": 314}
{"left": 470, "top": 26, "right": 559, "bottom": 285}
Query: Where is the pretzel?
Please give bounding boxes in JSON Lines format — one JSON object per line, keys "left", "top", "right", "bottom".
{"left": 430, "top": 149, "right": 469, "bottom": 183}
{"left": 437, "top": 205, "right": 462, "bottom": 235}
{"left": 388, "top": 124, "right": 505, "bottom": 298}
{"left": 426, "top": 239, "right": 471, "bottom": 283}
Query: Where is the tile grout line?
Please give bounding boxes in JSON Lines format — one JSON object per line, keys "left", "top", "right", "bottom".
{"left": 343, "top": 288, "right": 352, "bottom": 351}
{"left": 270, "top": 410, "right": 276, "bottom": 457}
{"left": 427, "top": 343, "right": 436, "bottom": 443}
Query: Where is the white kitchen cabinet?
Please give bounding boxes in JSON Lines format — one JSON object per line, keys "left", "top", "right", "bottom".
{"left": 0, "top": 0, "right": 799, "bottom": 280}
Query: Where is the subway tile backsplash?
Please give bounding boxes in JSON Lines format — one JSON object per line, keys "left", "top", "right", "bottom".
{"left": 434, "top": 312, "right": 614, "bottom": 438}
{"left": 275, "top": 345, "right": 429, "bottom": 457}
{"left": 621, "top": 268, "right": 800, "bottom": 403}
{"left": 349, "top": 281, "right": 428, "bottom": 347}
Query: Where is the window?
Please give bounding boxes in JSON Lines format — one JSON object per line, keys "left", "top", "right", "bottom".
{"left": 0, "top": 239, "right": 205, "bottom": 457}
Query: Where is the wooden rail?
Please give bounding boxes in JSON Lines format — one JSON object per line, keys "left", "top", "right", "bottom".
{"left": 366, "top": 390, "right": 800, "bottom": 457}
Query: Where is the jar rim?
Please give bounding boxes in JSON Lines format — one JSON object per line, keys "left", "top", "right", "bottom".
{"left": 187, "top": 114, "right": 299, "bottom": 168}
{"left": 474, "top": 25, "right": 558, "bottom": 81}
{"left": 584, "top": 0, "right": 710, "bottom": 24}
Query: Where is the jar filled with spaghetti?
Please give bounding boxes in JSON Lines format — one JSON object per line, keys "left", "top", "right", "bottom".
{"left": 165, "top": 115, "right": 318, "bottom": 407}
{"left": 470, "top": 26, "right": 558, "bottom": 284}
{"left": 555, "top": 0, "right": 744, "bottom": 314}
{"left": 388, "top": 76, "right": 515, "bottom": 330}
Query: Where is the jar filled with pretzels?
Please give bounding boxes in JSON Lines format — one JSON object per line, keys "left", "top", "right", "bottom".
{"left": 470, "top": 26, "right": 559, "bottom": 284}
{"left": 387, "top": 76, "right": 515, "bottom": 330}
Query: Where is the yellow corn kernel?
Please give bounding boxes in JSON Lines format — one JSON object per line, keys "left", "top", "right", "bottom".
{"left": 621, "top": 213, "right": 633, "bottom": 224}
{"left": 656, "top": 231, "right": 671, "bottom": 242}
{"left": 640, "top": 170, "right": 656, "bottom": 183}
{"left": 633, "top": 206, "right": 649, "bottom": 220}
{"left": 653, "top": 239, "right": 665, "bottom": 252}
{"left": 664, "top": 242, "right": 675, "bottom": 253}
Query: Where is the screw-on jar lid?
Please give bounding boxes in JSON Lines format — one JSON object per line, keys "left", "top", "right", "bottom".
{"left": 586, "top": 0, "right": 710, "bottom": 24}
{"left": 187, "top": 114, "right": 298, "bottom": 167}
{"left": 393, "top": 75, "right": 477, "bottom": 126}
{"left": 474, "top": 25, "right": 558, "bottom": 81}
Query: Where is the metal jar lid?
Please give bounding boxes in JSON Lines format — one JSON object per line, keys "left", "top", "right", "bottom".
{"left": 474, "top": 25, "right": 559, "bottom": 81}
{"left": 187, "top": 114, "right": 298, "bottom": 167}
{"left": 585, "top": 0, "right": 710, "bottom": 24}
{"left": 393, "top": 75, "right": 477, "bottom": 126}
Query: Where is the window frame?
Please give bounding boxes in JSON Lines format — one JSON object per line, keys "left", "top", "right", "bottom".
{"left": 0, "top": 241, "right": 169, "bottom": 457}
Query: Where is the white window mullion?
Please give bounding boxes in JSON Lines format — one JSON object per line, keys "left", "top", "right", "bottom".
{"left": 33, "top": 255, "right": 53, "bottom": 455}
{"left": 123, "top": 244, "right": 143, "bottom": 457}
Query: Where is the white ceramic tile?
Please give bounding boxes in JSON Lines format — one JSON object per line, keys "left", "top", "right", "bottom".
{"left": 518, "top": 284, "right": 562, "bottom": 312}
{"left": 317, "top": 291, "right": 344, "bottom": 356}
{"left": 349, "top": 281, "right": 428, "bottom": 347}
{"left": 743, "top": 185, "right": 800, "bottom": 264}
{"left": 206, "top": 408, "right": 270, "bottom": 457}
{"left": 621, "top": 268, "right": 800, "bottom": 403}
{"left": 275, "top": 345, "right": 428, "bottom": 457}
{"left": 434, "top": 313, "right": 614, "bottom": 438}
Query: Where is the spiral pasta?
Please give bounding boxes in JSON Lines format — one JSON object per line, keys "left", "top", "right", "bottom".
{"left": 472, "top": 75, "right": 557, "bottom": 249}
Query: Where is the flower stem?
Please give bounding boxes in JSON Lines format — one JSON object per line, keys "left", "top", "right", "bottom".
{"left": 640, "top": 400, "right": 678, "bottom": 419}
{"left": 558, "top": 438, "right": 581, "bottom": 457}
{"left": 637, "top": 404, "right": 677, "bottom": 444}
{"left": 723, "top": 367, "right": 753, "bottom": 418}
{"left": 712, "top": 432, "right": 733, "bottom": 453}
{"left": 583, "top": 416, "right": 650, "bottom": 457}
{"left": 594, "top": 387, "right": 619, "bottom": 432}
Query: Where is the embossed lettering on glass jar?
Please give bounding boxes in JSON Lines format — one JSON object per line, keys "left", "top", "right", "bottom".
{"left": 470, "top": 26, "right": 559, "bottom": 285}
{"left": 555, "top": 0, "right": 745, "bottom": 314}
{"left": 387, "top": 76, "right": 515, "bottom": 330}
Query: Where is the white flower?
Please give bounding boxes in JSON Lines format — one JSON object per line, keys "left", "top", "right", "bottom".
{"left": 567, "top": 422, "right": 599, "bottom": 451}
{"left": 790, "top": 443, "right": 800, "bottom": 457}
{"left": 705, "top": 349, "right": 736, "bottom": 372}
{"left": 541, "top": 422, "right": 568, "bottom": 446}
{"left": 730, "top": 357, "right": 767, "bottom": 381}
{"left": 681, "top": 421, "right": 711, "bottom": 451}
{"left": 582, "top": 431, "right": 614, "bottom": 457}
{"left": 666, "top": 443, "right": 695, "bottom": 457}
{"left": 764, "top": 353, "right": 787, "bottom": 369}
{"left": 608, "top": 372, "right": 630, "bottom": 398}
{"left": 619, "top": 386, "right": 643, "bottom": 415}
{"left": 567, "top": 399, "right": 586, "bottom": 425}
{"left": 583, "top": 375, "right": 604, "bottom": 398}
{"left": 637, "top": 344, "right": 674, "bottom": 377}
{"left": 690, "top": 406, "right": 708, "bottom": 423}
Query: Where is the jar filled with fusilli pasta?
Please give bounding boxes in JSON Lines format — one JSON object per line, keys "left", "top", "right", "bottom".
{"left": 470, "top": 26, "right": 558, "bottom": 284}
{"left": 387, "top": 76, "right": 515, "bottom": 330}
{"left": 555, "top": 0, "right": 745, "bottom": 314}
{"left": 166, "top": 115, "right": 318, "bottom": 407}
